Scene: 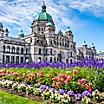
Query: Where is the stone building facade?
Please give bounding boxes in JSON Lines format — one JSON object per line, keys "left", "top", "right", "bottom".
{"left": 77, "top": 43, "right": 96, "bottom": 60}
{"left": 22, "top": 2, "right": 77, "bottom": 63}
{"left": 96, "top": 52, "right": 104, "bottom": 60}
{"left": 0, "top": 23, "right": 30, "bottom": 64}
{"left": 0, "top": 2, "right": 96, "bottom": 64}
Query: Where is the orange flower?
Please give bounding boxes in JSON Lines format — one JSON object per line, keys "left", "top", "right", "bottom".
{"left": 52, "top": 81, "right": 56, "bottom": 88}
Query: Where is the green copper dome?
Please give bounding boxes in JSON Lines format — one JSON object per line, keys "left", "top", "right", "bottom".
{"left": 46, "top": 22, "right": 54, "bottom": 27}
{"left": 33, "top": 1, "right": 54, "bottom": 25}
{"left": 65, "top": 27, "right": 72, "bottom": 33}
{"left": 34, "top": 12, "right": 53, "bottom": 21}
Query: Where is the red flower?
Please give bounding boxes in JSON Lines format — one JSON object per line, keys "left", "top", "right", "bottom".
{"left": 73, "top": 69, "right": 78, "bottom": 75}
{"left": 78, "top": 78, "right": 86, "bottom": 85}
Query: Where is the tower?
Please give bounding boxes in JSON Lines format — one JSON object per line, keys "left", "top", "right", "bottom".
{"left": 0, "top": 23, "right": 9, "bottom": 37}
{"left": 65, "top": 27, "right": 73, "bottom": 42}
{"left": 31, "top": 1, "right": 55, "bottom": 34}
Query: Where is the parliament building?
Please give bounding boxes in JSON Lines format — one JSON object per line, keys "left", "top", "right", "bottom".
{"left": 0, "top": 2, "right": 96, "bottom": 64}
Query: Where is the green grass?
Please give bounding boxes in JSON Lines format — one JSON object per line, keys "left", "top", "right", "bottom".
{"left": 0, "top": 90, "right": 43, "bottom": 104}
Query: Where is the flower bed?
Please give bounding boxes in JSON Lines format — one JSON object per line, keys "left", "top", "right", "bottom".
{"left": 0, "top": 67, "right": 104, "bottom": 104}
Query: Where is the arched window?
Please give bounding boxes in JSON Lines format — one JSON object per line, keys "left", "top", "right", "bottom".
{"left": 3, "top": 45, "right": 5, "bottom": 53}
{"left": 70, "top": 59, "right": 73, "bottom": 64}
{"left": 65, "top": 43, "right": 67, "bottom": 47}
{"left": 50, "top": 49, "right": 52, "bottom": 55}
{"left": 54, "top": 58, "right": 56, "bottom": 63}
{"left": 6, "top": 56, "right": 10, "bottom": 63}
{"left": 38, "top": 27, "right": 40, "bottom": 31}
{"left": 45, "top": 49, "right": 48, "bottom": 55}
{"left": 16, "top": 56, "right": 19, "bottom": 64}
{"left": 46, "top": 57, "right": 47, "bottom": 61}
{"left": 70, "top": 52, "right": 73, "bottom": 57}
{"left": 21, "top": 48, "right": 24, "bottom": 54}
{"left": 49, "top": 40, "right": 52, "bottom": 45}
{"left": 50, "top": 57, "right": 52, "bottom": 63}
{"left": 38, "top": 48, "right": 41, "bottom": 55}
{"left": 30, "top": 38, "right": 32, "bottom": 43}
{"left": 26, "top": 48, "right": 28, "bottom": 55}
{"left": 38, "top": 57, "right": 41, "bottom": 63}
{"left": 6, "top": 46, "right": 10, "bottom": 53}
{"left": 16, "top": 47, "right": 19, "bottom": 54}
{"left": 12, "top": 47, "right": 15, "bottom": 53}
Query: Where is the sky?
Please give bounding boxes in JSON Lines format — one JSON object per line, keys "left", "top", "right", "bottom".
{"left": 0, "top": 0, "right": 104, "bottom": 52}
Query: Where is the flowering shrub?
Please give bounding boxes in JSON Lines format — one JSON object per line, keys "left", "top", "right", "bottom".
{"left": 0, "top": 78, "right": 104, "bottom": 103}
{"left": 41, "top": 91, "right": 51, "bottom": 100}
{"left": 12, "top": 82, "right": 18, "bottom": 90}
{"left": 33, "top": 88, "right": 41, "bottom": 96}
{"left": 0, "top": 66, "right": 104, "bottom": 103}
{"left": 18, "top": 83, "right": 26, "bottom": 93}
{"left": 26, "top": 86, "right": 34, "bottom": 95}
{"left": 0, "top": 67, "right": 103, "bottom": 93}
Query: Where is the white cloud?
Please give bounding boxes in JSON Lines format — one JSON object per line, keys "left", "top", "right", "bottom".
{"left": 0, "top": 0, "right": 104, "bottom": 37}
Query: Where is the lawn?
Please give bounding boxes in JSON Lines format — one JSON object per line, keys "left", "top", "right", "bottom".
{"left": 0, "top": 90, "right": 42, "bottom": 104}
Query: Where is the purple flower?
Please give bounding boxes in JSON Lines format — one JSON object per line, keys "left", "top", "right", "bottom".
{"left": 82, "top": 90, "right": 92, "bottom": 97}
{"left": 75, "top": 93, "right": 82, "bottom": 100}
{"left": 58, "top": 89, "right": 65, "bottom": 95}
{"left": 67, "top": 91, "right": 75, "bottom": 96}
{"left": 39, "top": 85, "right": 47, "bottom": 92}
{"left": 49, "top": 88, "right": 55, "bottom": 93}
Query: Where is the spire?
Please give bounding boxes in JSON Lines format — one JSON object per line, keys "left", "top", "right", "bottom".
{"left": 41, "top": 0, "right": 46, "bottom": 12}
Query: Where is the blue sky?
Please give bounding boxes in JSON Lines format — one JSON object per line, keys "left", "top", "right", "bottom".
{"left": 0, "top": 0, "right": 104, "bottom": 52}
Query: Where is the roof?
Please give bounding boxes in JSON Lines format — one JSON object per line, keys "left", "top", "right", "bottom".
{"left": 0, "top": 36, "right": 27, "bottom": 43}
{"left": 97, "top": 52, "right": 104, "bottom": 56}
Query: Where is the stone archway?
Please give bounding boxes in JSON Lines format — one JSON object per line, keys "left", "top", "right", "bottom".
{"left": 57, "top": 51, "right": 65, "bottom": 62}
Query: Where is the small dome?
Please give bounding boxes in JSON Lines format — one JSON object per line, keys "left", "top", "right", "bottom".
{"left": 33, "top": 1, "right": 54, "bottom": 26}
{"left": 0, "top": 22, "right": 3, "bottom": 29}
{"left": 65, "top": 27, "right": 72, "bottom": 33}
{"left": 46, "top": 22, "right": 54, "bottom": 27}
{"left": 58, "top": 30, "right": 63, "bottom": 36}
{"left": 19, "top": 30, "right": 24, "bottom": 38}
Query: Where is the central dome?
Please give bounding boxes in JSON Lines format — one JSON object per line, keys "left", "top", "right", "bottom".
{"left": 33, "top": 1, "right": 54, "bottom": 25}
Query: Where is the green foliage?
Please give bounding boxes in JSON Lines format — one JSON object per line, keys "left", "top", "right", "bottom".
{"left": 93, "top": 70, "right": 104, "bottom": 91}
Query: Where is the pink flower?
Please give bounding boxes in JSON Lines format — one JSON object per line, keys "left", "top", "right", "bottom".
{"left": 64, "top": 79, "right": 69, "bottom": 84}
{"left": 37, "top": 71, "right": 43, "bottom": 77}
